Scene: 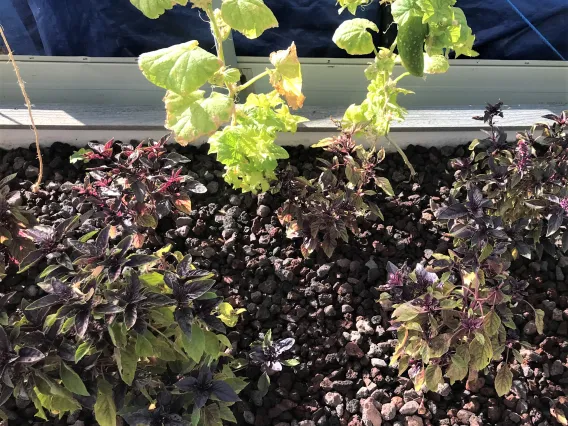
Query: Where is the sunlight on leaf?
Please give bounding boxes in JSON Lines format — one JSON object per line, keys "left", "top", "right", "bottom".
{"left": 221, "top": 0, "right": 278, "bottom": 39}
{"left": 139, "top": 41, "right": 222, "bottom": 95}
{"left": 332, "top": 19, "right": 379, "bottom": 55}
{"left": 268, "top": 42, "right": 305, "bottom": 110}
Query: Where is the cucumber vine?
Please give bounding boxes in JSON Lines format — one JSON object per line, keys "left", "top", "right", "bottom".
{"left": 332, "top": 0, "right": 478, "bottom": 151}
{"left": 130, "top": 0, "right": 307, "bottom": 193}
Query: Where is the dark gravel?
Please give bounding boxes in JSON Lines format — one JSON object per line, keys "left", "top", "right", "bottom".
{"left": 1, "top": 140, "right": 567, "bottom": 426}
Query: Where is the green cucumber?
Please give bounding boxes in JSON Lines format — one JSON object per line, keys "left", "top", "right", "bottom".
{"left": 397, "top": 16, "right": 428, "bottom": 77}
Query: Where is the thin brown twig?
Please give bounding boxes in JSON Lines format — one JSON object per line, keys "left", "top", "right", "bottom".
{"left": 0, "top": 25, "right": 43, "bottom": 192}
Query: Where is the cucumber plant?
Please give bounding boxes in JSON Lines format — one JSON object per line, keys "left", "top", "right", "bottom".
{"left": 332, "top": 0, "right": 478, "bottom": 147}
{"left": 130, "top": 0, "right": 307, "bottom": 193}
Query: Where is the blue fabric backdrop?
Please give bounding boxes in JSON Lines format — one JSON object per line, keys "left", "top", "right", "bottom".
{"left": 0, "top": 0, "right": 566, "bottom": 60}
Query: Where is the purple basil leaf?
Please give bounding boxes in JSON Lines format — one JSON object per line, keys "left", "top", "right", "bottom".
{"left": 0, "top": 386, "right": 12, "bottom": 407}
{"left": 274, "top": 338, "right": 295, "bottom": 355}
{"left": 449, "top": 224, "right": 474, "bottom": 239}
{"left": 184, "top": 280, "right": 215, "bottom": 300}
{"left": 17, "top": 347, "right": 45, "bottom": 364}
{"left": 19, "top": 250, "right": 45, "bottom": 272}
{"left": 108, "top": 266, "right": 122, "bottom": 283}
{"left": 163, "top": 272, "right": 178, "bottom": 289}
{"left": 174, "top": 307, "right": 194, "bottom": 340}
{"left": 143, "top": 293, "right": 175, "bottom": 307}
{"left": 75, "top": 311, "right": 90, "bottom": 339}
{"left": 0, "top": 292, "right": 15, "bottom": 307}
{"left": 176, "top": 255, "right": 193, "bottom": 278}
{"left": 488, "top": 229, "right": 509, "bottom": 240}
{"left": 52, "top": 280, "right": 75, "bottom": 299}
{"left": 25, "top": 294, "right": 63, "bottom": 311}
{"left": 249, "top": 349, "right": 266, "bottom": 363}
{"left": 210, "top": 381, "right": 240, "bottom": 402}
{"left": 54, "top": 215, "right": 81, "bottom": 240}
{"left": 95, "top": 225, "right": 112, "bottom": 254}
{"left": 94, "top": 304, "right": 125, "bottom": 314}
{"left": 386, "top": 261, "right": 398, "bottom": 275}
{"left": 116, "top": 235, "right": 134, "bottom": 253}
{"left": 124, "top": 305, "right": 138, "bottom": 330}
{"left": 415, "top": 264, "right": 438, "bottom": 286}
{"left": 184, "top": 269, "right": 211, "bottom": 280}
{"left": 131, "top": 180, "right": 148, "bottom": 204}
{"left": 436, "top": 203, "right": 468, "bottom": 220}
{"left": 0, "top": 326, "right": 11, "bottom": 352}
{"left": 22, "top": 226, "right": 51, "bottom": 243}
{"left": 267, "top": 361, "right": 283, "bottom": 373}
{"left": 203, "top": 315, "right": 226, "bottom": 334}
{"left": 125, "top": 255, "right": 157, "bottom": 268}
{"left": 193, "top": 392, "right": 209, "bottom": 409}
{"left": 546, "top": 212, "right": 563, "bottom": 237}
{"left": 69, "top": 240, "right": 97, "bottom": 256}
{"left": 175, "top": 376, "right": 197, "bottom": 392}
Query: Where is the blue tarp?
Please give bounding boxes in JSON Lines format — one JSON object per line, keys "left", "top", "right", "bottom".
{"left": 0, "top": 0, "right": 566, "bottom": 60}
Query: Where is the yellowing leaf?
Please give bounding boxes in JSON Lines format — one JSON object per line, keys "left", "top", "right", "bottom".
{"left": 268, "top": 42, "right": 305, "bottom": 110}
{"left": 392, "top": 303, "right": 421, "bottom": 321}
{"left": 375, "top": 176, "right": 394, "bottom": 197}
{"left": 136, "top": 212, "right": 158, "bottom": 228}
{"left": 115, "top": 343, "right": 138, "bottom": 386}
{"left": 483, "top": 311, "right": 501, "bottom": 336}
{"left": 337, "top": 0, "right": 373, "bottom": 15}
{"left": 418, "top": 0, "right": 453, "bottom": 25}
{"left": 182, "top": 322, "right": 205, "bottom": 362}
{"left": 391, "top": 0, "right": 422, "bottom": 26}
{"left": 75, "top": 342, "right": 91, "bottom": 363}
{"left": 425, "top": 364, "right": 443, "bottom": 392}
{"left": 94, "top": 379, "right": 117, "bottom": 426}
{"left": 221, "top": 0, "right": 278, "bottom": 39}
{"left": 469, "top": 334, "right": 493, "bottom": 371}
{"left": 446, "top": 354, "right": 468, "bottom": 384}
{"left": 535, "top": 309, "right": 545, "bottom": 334}
{"left": 332, "top": 18, "right": 379, "bottom": 55}
{"left": 427, "top": 333, "right": 451, "bottom": 358}
{"left": 60, "top": 362, "right": 90, "bottom": 396}
{"left": 551, "top": 401, "right": 568, "bottom": 426}
{"left": 218, "top": 302, "right": 243, "bottom": 327}
{"left": 424, "top": 53, "right": 450, "bottom": 74}
{"left": 139, "top": 41, "right": 222, "bottom": 95}
{"left": 130, "top": 0, "right": 188, "bottom": 19}
{"left": 204, "top": 330, "right": 220, "bottom": 358}
{"left": 494, "top": 363, "right": 512, "bottom": 397}
{"left": 165, "top": 90, "right": 234, "bottom": 145}
{"left": 135, "top": 332, "right": 154, "bottom": 357}
{"left": 174, "top": 195, "right": 193, "bottom": 214}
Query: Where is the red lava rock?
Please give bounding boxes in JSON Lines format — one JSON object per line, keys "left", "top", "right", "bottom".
{"left": 345, "top": 342, "right": 364, "bottom": 358}
{"left": 504, "top": 394, "right": 518, "bottom": 409}
{"left": 361, "top": 398, "right": 382, "bottom": 426}
{"left": 348, "top": 415, "right": 363, "bottom": 426}
{"left": 465, "top": 377, "right": 485, "bottom": 393}
{"left": 391, "top": 396, "right": 404, "bottom": 410}
{"left": 463, "top": 400, "right": 480, "bottom": 414}
{"left": 456, "top": 409, "right": 474, "bottom": 424}
{"left": 320, "top": 377, "right": 333, "bottom": 391}
{"left": 487, "top": 405, "right": 502, "bottom": 422}
{"left": 405, "top": 415, "right": 424, "bottom": 426}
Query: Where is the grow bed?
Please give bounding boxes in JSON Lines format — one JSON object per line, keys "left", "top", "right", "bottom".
{"left": 0, "top": 139, "right": 566, "bottom": 426}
